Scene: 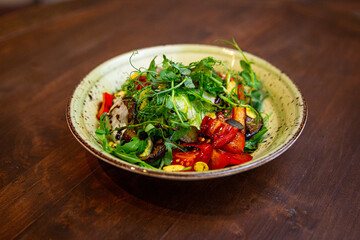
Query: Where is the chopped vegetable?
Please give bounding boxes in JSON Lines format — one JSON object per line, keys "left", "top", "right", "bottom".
{"left": 194, "top": 161, "right": 209, "bottom": 172}
{"left": 96, "top": 92, "right": 114, "bottom": 119}
{"left": 200, "top": 116, "right": 238, "bottom": 148}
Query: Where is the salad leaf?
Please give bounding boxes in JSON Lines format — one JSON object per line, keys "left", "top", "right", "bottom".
{"left": 116, "top": 137, "right": 147, "bottom": 154}
{"left": 171, "top": 126, "right": 191, "bottom": 142}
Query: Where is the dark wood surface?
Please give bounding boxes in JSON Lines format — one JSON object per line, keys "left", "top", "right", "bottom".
{"left": 0, "top": 0, "right": 359, "bottom": 239}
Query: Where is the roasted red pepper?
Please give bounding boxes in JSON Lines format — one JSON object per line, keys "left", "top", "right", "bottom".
{"left": 172, "top": 142, "right": 212, "bottom": 169}
{"left": 221, "top": 132, "right": 245, "bottom": 154}
{"left": 209, "top": 149, "right": 252, "bottom": 170}
{"left": 228, "top": 152, "right": 253, "bottom": 166}
{"left": 200, "top": 116, "right": 238, "bottom": 148}
{"left": 96, "top": 92, "right": 114, "bottom": 119}
{"left": 209, "top": 149, "right": 230, "bottom": 170}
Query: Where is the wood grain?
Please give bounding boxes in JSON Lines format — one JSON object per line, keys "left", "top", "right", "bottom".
{"left": 0, "top": 0, "right": 359, "bottom": 239}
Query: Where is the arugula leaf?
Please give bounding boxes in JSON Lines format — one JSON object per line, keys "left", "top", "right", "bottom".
{"left": 116, "top": 137, "right": 146, "bottom": 154}
{"left": 146, "top": 57, "right": 158, "bottom": 81}
{"left": 112, "top": 151, "right": 157, "bottom": 169}
{"left": 171, "top": 126, "right": 190, "bottom": 142}
{"left": 163, "top": 138, "right": 183, "bottom": 165}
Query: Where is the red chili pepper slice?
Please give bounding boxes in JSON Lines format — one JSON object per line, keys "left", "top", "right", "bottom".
{"left": 237, "top": 84, "right": 245, "bottom": 101}
{"left": 96, "top": 92, "right": 114, "bottom": 119}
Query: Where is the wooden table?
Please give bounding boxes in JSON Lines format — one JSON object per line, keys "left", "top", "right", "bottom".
{"left": 1, "top": 0, "right": 359, "bottom": 239}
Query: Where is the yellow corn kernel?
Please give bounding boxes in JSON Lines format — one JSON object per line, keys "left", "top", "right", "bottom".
{"left": 206, "top": 112, "right": 216, "bottom": 119}
{"left": 194, "top": 162, "right": 209, "bottom": 172}
{"left": 163, "top": 165, "right": 185, "bottom": 172}
{"left": 109, "top": 141, "right": 116, "bottom": 148}
{"left": 114, "top": 90, "right": 126, "bottom": 99}
{"left": 131, "top": 72, "right": 147, "bottom": 80}
{"left": 131, "top": 72, "right": 139, "bottom": 80}
{"left": 226, "top": 80, "right": 237, "bottom": 93}
{"left": 246, "top": 107, "right": 256, "bottom": 119}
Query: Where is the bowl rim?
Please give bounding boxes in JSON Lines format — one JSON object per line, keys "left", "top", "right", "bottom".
{"left": 66, "top": 43, "right": 308, "bottom": 180}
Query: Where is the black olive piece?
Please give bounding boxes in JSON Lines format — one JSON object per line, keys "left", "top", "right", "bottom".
{"left": 115, "top": 132, "right": 121, "bottom": 140}
{"left": 138, "top": 131, "right": 148, "bottom": 140}
{"left": 225, "top": 119, "right": 244, "bottom": 130}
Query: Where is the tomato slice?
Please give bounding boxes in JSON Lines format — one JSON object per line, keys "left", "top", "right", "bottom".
{"left": 172, "top": 150, "right": 199, "bottom": 168}
{"left": 172, "top": 143, "right": 212, "bottom": 169}
{"left": 200, "top": 116, "right": 238, "bottom": 148}
{"left": 181, "top": 143, "right": 212, "bottom": 164}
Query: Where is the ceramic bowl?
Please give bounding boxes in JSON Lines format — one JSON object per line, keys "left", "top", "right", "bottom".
{"left": 66, "top": 44, "right": 307, "bottom": 180}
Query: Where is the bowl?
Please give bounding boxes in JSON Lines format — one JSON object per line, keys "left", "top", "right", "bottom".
{"left": 66, "top": 44, "right": 307, "bottom": 180}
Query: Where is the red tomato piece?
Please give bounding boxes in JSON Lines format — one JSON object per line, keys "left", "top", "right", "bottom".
{"left": 172, "top": 150, "right": 199, "bottom": 168}
{"left": 221, "top": 132, "right": 245, "bottom": 154}
{"left": 181, "top": 142, "right": 212, "bottom": 164}
{"left": 200, "top": 116, "right": 238, "bottom": 148}
{"left": 172, "top": 143, "right": 212, "bottom": 169}
{"left": 134, "top": 76, "right": 150, "bottom": 90}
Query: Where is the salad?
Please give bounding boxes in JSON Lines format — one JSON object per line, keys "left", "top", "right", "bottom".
{"left": 95, "top": 40, "right": 268, "bottom": 172}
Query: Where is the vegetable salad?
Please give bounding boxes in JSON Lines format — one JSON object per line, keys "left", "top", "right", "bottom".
{"left": 95, "top": 40, "right": 268, "bottom": 172}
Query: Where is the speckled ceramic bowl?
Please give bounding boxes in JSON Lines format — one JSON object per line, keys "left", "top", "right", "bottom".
{"left": 66, "top": 44, "right": 307, "bottom": 180}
